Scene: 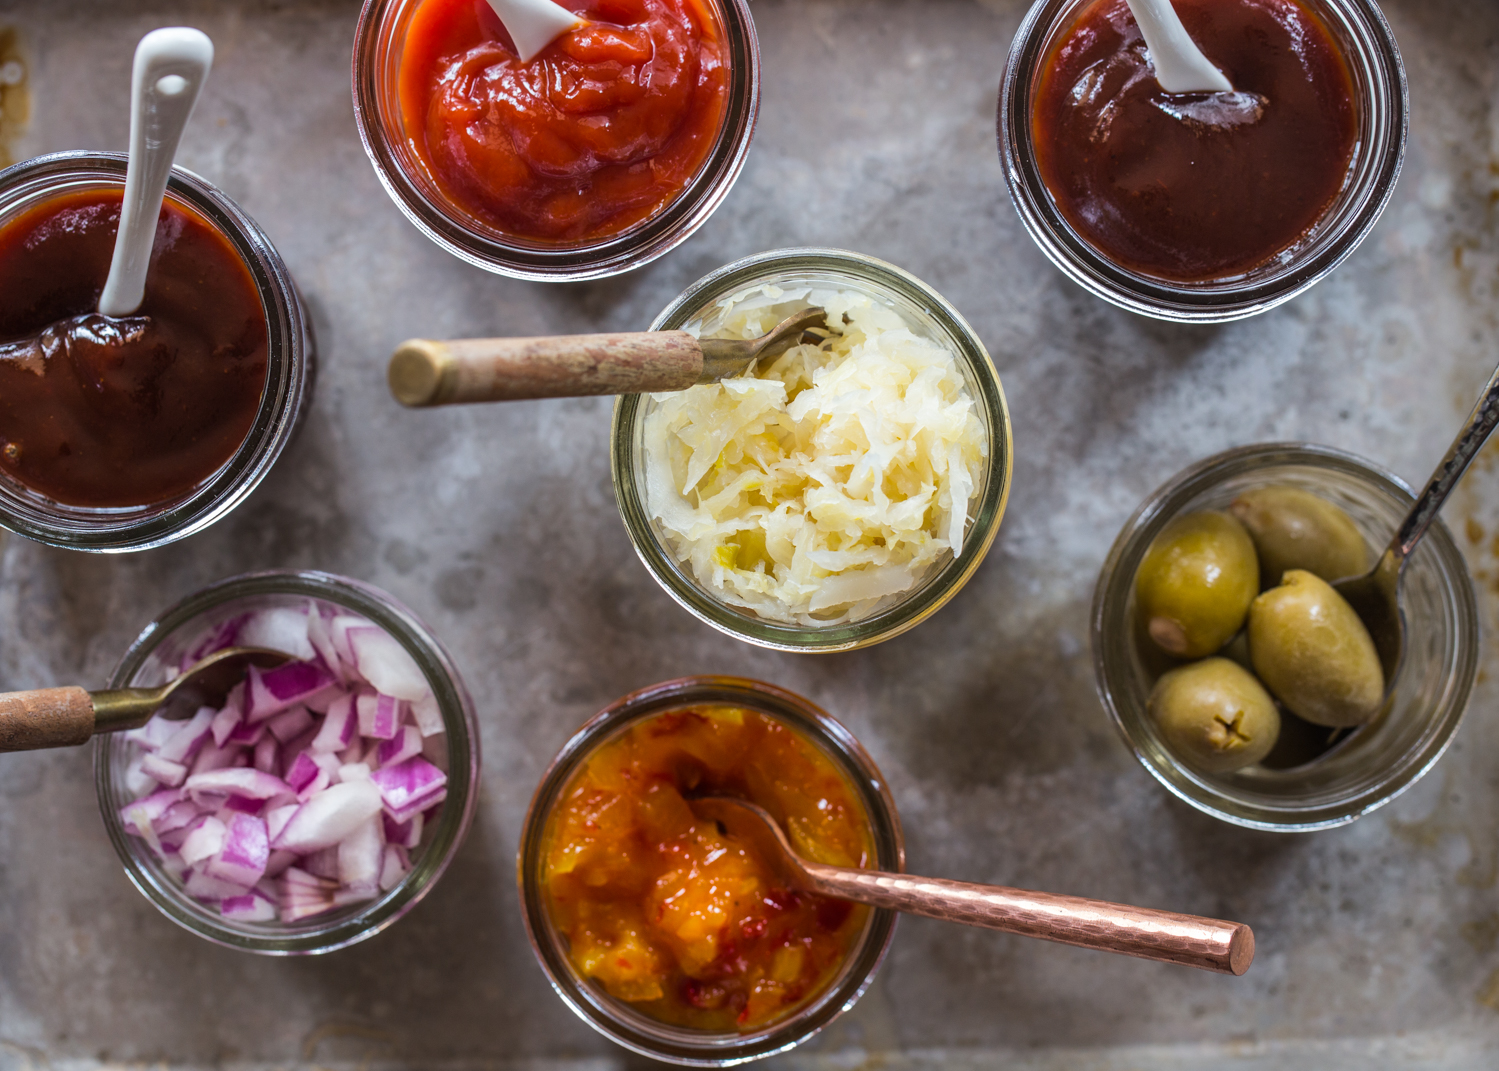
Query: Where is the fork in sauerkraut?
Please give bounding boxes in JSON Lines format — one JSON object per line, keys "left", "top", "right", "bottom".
{"left": 643, "top": 284, "right": 988, "bottom": 626}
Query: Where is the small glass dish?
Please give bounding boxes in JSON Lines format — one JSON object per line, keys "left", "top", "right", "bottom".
{"left": 611, "top": 248, "right": 1013, "bottom": 652}
{"left": 95, "top": 570, "right": 480, "bottom": 954}
{"left": 1093, "top": 443, "right": 1478, "bottom": 831}
{"left": 998, "top": 0, "right": 1406, "bottom": 322}
{"left": 0, "top": 152, "right": 314, "bottom": 552}
{"left": 518, "top": 676, "right": 903, "bottom": 1065}
{"left": 351, "top": 0, "right": 760, "bottom": 281}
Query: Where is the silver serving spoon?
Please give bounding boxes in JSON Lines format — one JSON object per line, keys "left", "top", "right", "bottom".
{"left": 689, "top": 796, "right": 1254, "bottom": 975}
{"left": 1333, "top": 359, "right": 1499, "bottom": 691}
{"left": 0, "top": 647, "right": 289, "bottom": 753}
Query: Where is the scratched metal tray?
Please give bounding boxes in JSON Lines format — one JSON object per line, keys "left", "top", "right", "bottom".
{"left": 1, "top": 1, "right": 1498, "bottom": 1068}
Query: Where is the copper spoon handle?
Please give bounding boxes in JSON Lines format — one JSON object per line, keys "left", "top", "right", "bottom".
{"left": 802, "top": 863, "right": 1253, "bottom": 975}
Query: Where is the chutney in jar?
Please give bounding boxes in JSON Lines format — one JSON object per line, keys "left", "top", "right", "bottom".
{"left": 541, "top": 705, "right": 874, "bottom": 1031}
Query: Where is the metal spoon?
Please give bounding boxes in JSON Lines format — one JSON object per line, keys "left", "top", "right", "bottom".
{"left": 0, "top": 646, "right": 289, "bottom": 754}
{"left": 1333, "top": 359, "right": 1499, "bottom": 691}
{"left": 689, "top": 796, "right": 1254, "bottom": 976}
{"left": 389, "top": 307, "right": 829, "bottom": 407}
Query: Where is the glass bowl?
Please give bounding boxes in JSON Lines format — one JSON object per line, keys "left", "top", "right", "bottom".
{"left": 0, "top": 152, "right": 314, "bottom": 551}
{"left": 352, "top": 0, "right": 760, "bottom": 281}
{"left": 95, "top": 570, "right": 480, "bottom": 954}
{"left": 518, "top": 676, "right": 903, "bottom": 1066}
{"left": 998, "top": 0, "right": 1406, "bottom": 322}
{"left": 1093, "top": 443, "right": 1479, "bottom": 831}
{"left": 611, "top": 248, "right": 1013, "bottom": 652}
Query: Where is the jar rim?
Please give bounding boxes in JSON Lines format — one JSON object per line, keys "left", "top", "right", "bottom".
{"left": 351, "top": 0, "right": 761, "bottom": 281}
{"left": 611, "top": 247, "right": 1014, "bottom": 652}
{"left": 93, "top": 569, "right": 480, "bottom": 954}
{"left": 998, "top": 0, "right": 1408, "bottom": 322}
{"left": 516, "top": 675, "right": 904, "bottom": 1065}
{"left": 0, "top": 151, "right": 312, "bottom": 551}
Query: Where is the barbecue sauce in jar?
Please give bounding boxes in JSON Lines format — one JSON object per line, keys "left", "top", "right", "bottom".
{"left": 1031, "top": 0, "right": 1357, "bottom": 282}
{"left": 0, "top": 189, "right": 267, "bottom": 508}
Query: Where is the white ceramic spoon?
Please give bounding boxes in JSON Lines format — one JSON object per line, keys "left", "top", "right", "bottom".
{"left": 97, "top": 28, "right": 213, "bottom": 318}
{"left": 1125, "top": 0, "right": 1231, "bottom": 94}
{"left": 487, "top": 0, "right": 583, "bottom": 63}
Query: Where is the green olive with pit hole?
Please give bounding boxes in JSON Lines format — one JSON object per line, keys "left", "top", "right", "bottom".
{"left": 1228, "top": 486, "right": 1369, "bottom": 588}
{"left": 1134, "top": 511, "right": 1259, "bottom": 659}
{"left": 1248, "top": 569, "right": 1384, "bottom": 727}
{"left": 1148, "top": 658, "right": 1281, "bottom": 773}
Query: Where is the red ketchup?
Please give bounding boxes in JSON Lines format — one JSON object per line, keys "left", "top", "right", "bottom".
{"left": 1032, "top": 0, "right": 1357, "bottom": 282}
{"left": 398, "top": 0, "right": 729, "bottom": 243}
{"left": 0, "top": 190, "right": 267, "bottom": 508}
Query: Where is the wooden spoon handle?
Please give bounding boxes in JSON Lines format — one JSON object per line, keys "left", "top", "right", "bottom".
{"left": 389, "top": 332, "right": 705, "bottom": 406}
{"left": 805, "top": 864, "right": 1253, "bottom": 975}
{"left": 0, "top": 687, "right": 96, "bottom": 752}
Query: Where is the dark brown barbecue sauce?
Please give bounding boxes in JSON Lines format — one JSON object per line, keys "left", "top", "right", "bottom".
{"left": 1032, "top": 0, "right": 1358, "bottom": 282}
{"left": 0, "top": 189, "right": 267, "bottom": 508}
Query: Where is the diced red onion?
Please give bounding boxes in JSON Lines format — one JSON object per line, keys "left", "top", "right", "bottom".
{"left": 302, "top": 846, "right": 341, "bottom": 881}
{"left": 184, "top": 868, "right": 252, "bottom": 902}
{"left": 247, "top": 661, "right": 337, "bottom": 723}
{"left": 186, "top": 768, "right": 293, "bottom": 802}
{"left": 409, "top": 692, "right": 443, "bottom": 737}
{"left": 210, "top": 687, "right": 244, "bottom": 747}
{"left": 266, "top": 705, "right": 313, "bottom": 743}
{"left": 271, "top": 779, "right": 383, "bottom": 854}
{"left": 369, "top": 757, "right": 447, "bottom": 823}
{"left": 180, "top": 816, "right": 227, "bottom": 868}
{"left": 379, "top": 844, "right": 411, "bottom": 892}
{"left": 253, "top": 735, "right": 279, "bottom": 774}
{"left": 284, "top": 752, "right": 320, "bottom": 794}
{"left": 220, "top": 890, "right": 277, "bottom": 922}
{"left": 205, "top": 813, "right": 269, "bottom": 888}
{"left": 376, "top": 725, "right": 423, "bottom": 770}
{"left": 237, "top": 607, "right": 317, "bottom": 662}
{"left": 226, "top": 717, "right": 266, "bottom": 747}
{"left": 123, "top": 715, "right": 179, "bottom": 753}
{"left": 347, "top": 628, "right": 428, "bottom": 702}
{"left": 356, "top": 692, "right": 404, "bottom": 740}
{"left": 310, "top": 694, "right": 356, "bottom": 754}
{"left": 141, "top": 753, "right": 187, "bottom": 787}
{"left": 338, "top": 816, "right": 384, "bottom": 890}
{"left": 157, "top": 707, "right": 216, "bottom": 764}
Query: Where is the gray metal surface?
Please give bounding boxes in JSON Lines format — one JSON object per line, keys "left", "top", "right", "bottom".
{"left": 1, "top": 0, "right": 1498, "bottom": 1067}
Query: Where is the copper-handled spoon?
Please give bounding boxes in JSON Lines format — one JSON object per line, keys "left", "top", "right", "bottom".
{"left": 690, "top": 796, "right": 1254, "bottom": 976}
{"left": 388, "top": 307, "right": 829, "bottom": 407}
{"left": 0, "top": 647, "right": 288, "bottom": 753}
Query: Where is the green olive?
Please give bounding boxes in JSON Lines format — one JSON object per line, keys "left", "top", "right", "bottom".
{"left": 1248, "top": 569, "right": 1384, "bottom": 727}
{"left": 1134, "top": 511, "right": 1259, "bottom": 659}
{"left": 1228, "top": 486, "right": 1369, "bottom": 588}
{"left": 1148, "top": 658, "right": 1281, "bottom": 773}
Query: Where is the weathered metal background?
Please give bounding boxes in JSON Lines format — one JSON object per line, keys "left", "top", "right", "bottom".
{"left": 1, "top": 1, "right": 1498, "bottom": 1067}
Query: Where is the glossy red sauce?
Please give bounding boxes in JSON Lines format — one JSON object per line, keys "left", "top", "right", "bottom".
{"left": 0, "top": 190, "right": 267, "bottom": 508}
{"left": 1032, "top": 0, "right": 1357, "bottom": 281}
{"left": 399, "top": 0, "right": 729, "bottom": 243}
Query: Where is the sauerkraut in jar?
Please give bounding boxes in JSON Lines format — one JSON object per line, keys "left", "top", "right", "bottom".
{"left": 642, "top": 285, "right": 988, "bottom": 626}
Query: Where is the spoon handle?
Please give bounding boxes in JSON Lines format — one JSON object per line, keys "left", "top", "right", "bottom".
{"left": 803, "top": 863, "right": 1253, "bottom": 975}
{"left": 0, "top": 687, "right": 96, "bottom": 752}
{"left": 388, "top": 333, "right": 705, "bottom": 406}
{"left": 1390, "top": 357, "right": 1499, "bottom": 567}
{"left": 98, "top": 28, "right": 214, "bottom": 317}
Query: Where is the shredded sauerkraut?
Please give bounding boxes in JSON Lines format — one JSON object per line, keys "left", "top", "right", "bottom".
{"left": 643, "top": 284, "right": 988, "bottom": 626}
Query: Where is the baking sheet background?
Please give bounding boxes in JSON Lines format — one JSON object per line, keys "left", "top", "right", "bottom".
{"left": 2, "top": 1, "right": 1499, "bottom": 1067}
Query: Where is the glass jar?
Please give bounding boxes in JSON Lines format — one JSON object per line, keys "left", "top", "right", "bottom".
{"left": 998, "top": 0, "right": 1407, "bottom": 322}
{"left": 352, "top": 0, "right": 760, "bottom": 281}
{"left": 94, "top": 570, "right": 480, "bottom": 954}
{"left": 518, "top": 676, "right": 903, "bottom": 1065}
{"left": 1092, "top": 443, "right": 1478, "bottom": 831}
{"left": 611, "top": 248, "right": 1014, "bottom": 652}
{"left": 0, "top": 151, "right": 314, "bottom": 552}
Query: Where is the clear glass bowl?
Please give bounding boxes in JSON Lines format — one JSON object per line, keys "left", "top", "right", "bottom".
{"left": 611, "top": 248, "right": 1014, "bottom": 652}
{"left": 1092, "top": 443, "right": 1479, "bottom": 831}
{"left": 94, "top": 570, "right": 480, "bottom": 954}
{"left": 998, "top": 0, "right": 1407, "bottom": 322}
{"left": 518, "top": 676, "right": 904, "bottom": 1065}
{"left": 352, "top": 0, "right": 760, "bottom": 281}
{"left": 0, "top": 152, "right": 314, "bottom": 551}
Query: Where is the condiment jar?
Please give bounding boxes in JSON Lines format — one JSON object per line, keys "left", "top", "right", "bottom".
{"left": 1093, "top": 443, "right": 1478, "bottom": 831}
{"left": 611, "top": 247, "right": 1014, "bottom": 652}
{"left": 95, "top": 570, "right": 480, "bottom": 954}
{"left": 999, "top": 0, "right": 1406, "bottom": 322}
{"left": 0, "top": 152, "right": 314, "bottom": 552}
{"left": 518, "top": 676, "right": 903, "bottom": 1065}
{"left": 352, "top": 0, "right": 760, "bottom": 281}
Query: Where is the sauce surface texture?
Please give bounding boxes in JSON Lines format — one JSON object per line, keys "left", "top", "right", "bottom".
{"left": 1032, "top": 0, "right": 1357, "bottom": 281}
{"left": 399, "top": 0, "right": 729, "bottom": 243}
{"left": 543, "top": 706, "right": 874, "bottom": 1031}
{"left": 0, "top": 190, "right": 268, "bottom": 508}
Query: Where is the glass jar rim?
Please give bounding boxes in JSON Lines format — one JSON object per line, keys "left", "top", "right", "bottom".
{"left": 517, "top": 675, "right": 904, "bottom": 1065}
{"left": 1091, "top": 442, "right": 1479, "bottom": 831}
{"left": 351, "top": 0, "right": 761, "bottom": 281}
{"left": 611, "top": 247, "right": 1014, "bottom": 652}
{"left": 998, "top": 0, "right": 1408, "bottom": 322}
{"left": 0, "top": 151, "right": 312, "bottom": 551}
{"left": 94, "top": 569, "right": 480, "bottom": 954}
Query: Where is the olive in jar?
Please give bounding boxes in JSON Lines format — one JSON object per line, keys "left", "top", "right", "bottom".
{"left": 1228, "top": 486, "right": 1369, "bottom": 588}
{"left": 1149, "top": 657, "right": 1281, "bottom": 773}
{"left": 1135, "top": 511, "right": 1259, "bottom": 659}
